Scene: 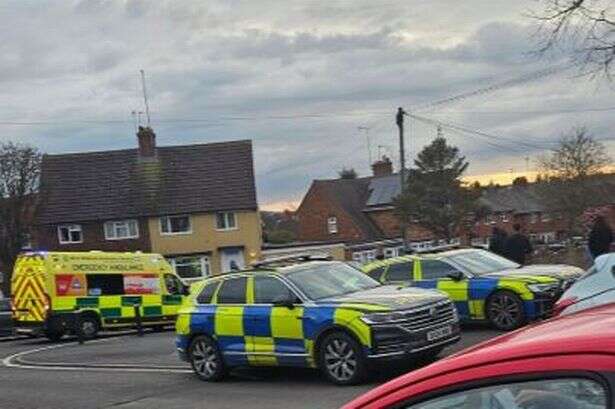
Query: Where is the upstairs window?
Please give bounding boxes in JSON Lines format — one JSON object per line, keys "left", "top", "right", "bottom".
{"left": 216, "top": 212, "right": 237, "bottom": 230}
{"left": 58, "top": 224, "right": 83, "bottom": 244}
{"left": 327, "top": 216, "right": 338, "bottom": 234}
{"left": 104, "top": 220, "right": 139, "bottom": 240}
{"left": 160, "top": 215, "right": 191, "bottom": 235}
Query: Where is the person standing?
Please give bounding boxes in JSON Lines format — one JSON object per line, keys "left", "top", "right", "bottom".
{"left": 505, "top": 223, "right": 533, "bottom": 265}
{"left": 588, "top": 216, "right": 613, "bottom": 260}
{"left": 488, "top": 227, "right": 508, "bottom": 257}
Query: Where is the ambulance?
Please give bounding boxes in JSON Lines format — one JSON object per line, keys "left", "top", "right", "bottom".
{"left": 11, "top": 251, "right": 187, "bottom": 340}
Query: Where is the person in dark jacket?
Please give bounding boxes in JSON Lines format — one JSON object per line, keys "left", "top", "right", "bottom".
{"left": 505, "top": 223, "right": 533, "bottom": 265}
{"left": 488, "top": 227, "right": 508, "bottom": 257}
{"left": 588, "top": 216, "right": 613, "bottom": 260}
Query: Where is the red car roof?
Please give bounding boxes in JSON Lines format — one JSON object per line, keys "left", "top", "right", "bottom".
{"left": 344, "top": 303, "right": 615, "bottom": 409}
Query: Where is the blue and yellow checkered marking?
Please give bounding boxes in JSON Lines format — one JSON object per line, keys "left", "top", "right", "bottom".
{"left": 363, "top": 257, "right": 558, "bottom": 322}
{"left": 176, "top": 302, "right": 371, "bottom": 369}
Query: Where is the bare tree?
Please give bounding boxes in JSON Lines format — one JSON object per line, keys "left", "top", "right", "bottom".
{"left": 532, "top": 0, "right": 615, "bottom": 77}
{"left": 539, "top": 126, "right": 610, "bottom": 178}
{"left": 537, "top": 127, "right": 611, "bottom": 233}
{"left": 0, "top": 143, "right": 41, "bottom": 295}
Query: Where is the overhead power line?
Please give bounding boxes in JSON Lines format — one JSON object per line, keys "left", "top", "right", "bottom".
{"left": 409, "top": 113, "right": 555, "bottom": 153}
{"left": 412, "top": 62, "right": 574, "bottom": 112}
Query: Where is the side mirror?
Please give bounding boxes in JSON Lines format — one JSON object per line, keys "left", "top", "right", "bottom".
{"left": 181, "top": 283, "right": 191, "bottom": 296}
{"left": 447, "top": 271, "right": 465, "bottom": 281}
{"left": 272, "top": 295, "right": 295, "bottom": 309}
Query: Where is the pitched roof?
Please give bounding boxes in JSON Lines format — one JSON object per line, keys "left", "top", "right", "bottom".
{"left": 365, "top": 174, "right": 400, "bottom": 208}
{"left": 313, "top": 177, "right": 384, "bottom": 240}
{"left": 37, "top": 140, "right": 257, "bottom": 224}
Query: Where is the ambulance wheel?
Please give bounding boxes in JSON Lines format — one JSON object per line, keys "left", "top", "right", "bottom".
{"left": 79, "top": 314, "right": 100, "bottom": 339}
{"left": 318, "top": 331, "right": 367, "bottom": 385}
{"left": 486, "top": 290, "right": 525, "bottom": 331}
{"left": 189, "top": 335, "right": 226, "bottom": 382}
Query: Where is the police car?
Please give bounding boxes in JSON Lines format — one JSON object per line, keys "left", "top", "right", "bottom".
{"left": 363, "top": 249, "right": 583, "bottom": 330}
{"left": 175, "top": 256, "right": 460, "bottom": 385}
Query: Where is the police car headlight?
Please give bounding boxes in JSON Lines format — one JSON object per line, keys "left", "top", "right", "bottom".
{"left": 360, "top": 312, "right": 404, "bottom": 325}
{"left": 527, "top": 283, "right": 558, "bottom": 294}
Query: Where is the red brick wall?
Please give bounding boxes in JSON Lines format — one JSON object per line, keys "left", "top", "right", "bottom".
{"left": 35, "top": 217, "right": 152, "bottom": 252}
{"left": 296, "top": 184, "right": 366, "bottom": 242}
{"left": 366, "top": 209, "right": 400, "bottom": 238}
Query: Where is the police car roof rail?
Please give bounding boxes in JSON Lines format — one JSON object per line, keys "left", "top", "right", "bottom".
{"left": 251, "top": 253, "right": 332, "bottom": 269}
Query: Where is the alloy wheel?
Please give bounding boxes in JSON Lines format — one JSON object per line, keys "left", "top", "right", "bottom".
{"left": 191, "top": 338, "right": 219, "bottom": 379}
{"left": 324, "top": 338, "right": 357, "bottom": 382}
{"left": 488, "top": 293, "right": 522, "bottom": 329}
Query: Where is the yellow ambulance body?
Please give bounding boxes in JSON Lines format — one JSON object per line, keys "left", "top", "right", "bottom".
{"left": 11, "top": 251, "right": 185, "bottom": 340}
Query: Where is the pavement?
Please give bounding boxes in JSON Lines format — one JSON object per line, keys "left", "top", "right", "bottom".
{"left": 0, "top": 326, "right": 502, "bottom": 409}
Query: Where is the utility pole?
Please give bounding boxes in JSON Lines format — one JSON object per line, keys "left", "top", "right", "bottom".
{"left": 396, "top": 107, "right": 408, "bottom": 250}
{"left": 358, "top": 126, "right": 372, "bottom": 167}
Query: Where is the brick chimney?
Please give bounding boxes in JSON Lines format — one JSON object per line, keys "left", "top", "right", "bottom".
{"left": 371, "top": 156, "right": 393, "bottom": 177}
{"left": 137, "top": 126, "right": 156, "bottom": 159}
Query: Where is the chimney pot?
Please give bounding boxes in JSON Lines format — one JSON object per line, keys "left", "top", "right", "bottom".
{"left": 137, "top": 126, "right": 157, "bottom": 158}
{"left": 372, "top": 155, "right": 393, "bottom": 177}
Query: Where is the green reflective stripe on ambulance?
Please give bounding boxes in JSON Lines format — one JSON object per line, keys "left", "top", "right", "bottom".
{"left": 122, "top": 296, "right": 142, "bottom": 306}
{"left": 162, "top": 295, "right": 183, "bottom": 305}
{"left": 76, "top": 297, "right": 99, "bottom": 308}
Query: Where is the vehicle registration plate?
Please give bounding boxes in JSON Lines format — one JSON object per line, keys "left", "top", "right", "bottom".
{"left": 426, "top": 325, "right": 452, "bottom": 341}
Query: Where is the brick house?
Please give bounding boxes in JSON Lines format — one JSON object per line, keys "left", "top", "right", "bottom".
{"left": 35, "top": 127, "right": 262, "bottom": 280}
{"left": 472, "top": 176, "right": 615, "bottom": 246}
{"left": 296, "top": 157, "right": 439, "bottom": 262}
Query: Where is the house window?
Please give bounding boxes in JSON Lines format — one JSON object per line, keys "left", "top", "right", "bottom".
{"left": 216, "top": 212, "right": 237, "bottom": 230}
{"left": 104, "top": 220, "right": 139, "bottom": 240}
{"left": 169, "top": 255, "right": 211, "bottom": 280}
{"left": 530, "top": 213, "right": 538, "bottom": 224}
{"left": 500, "top": 213, "right": 509, "bottom": 223}
{"left": 58, "top": 225, "right": 83, "bottom": 244}
{"left": 327, "top": 216, "right": 338, "bottom": 234}
{"left": 352, "top": 250, "right": 376, "bottom": 264}
{"left": 541, "top": 212, "right": 551, "bottom": 222}
{"left": 160, "top": 215, "right": 191, "bottom": 235}
{"left": 21, "top": 232, "right": 32, "bottom": 250}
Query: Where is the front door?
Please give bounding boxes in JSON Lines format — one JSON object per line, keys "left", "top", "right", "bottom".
{"left": 246, "top": 275, "right": 306, "bottom": 366}
{"left": 415, "top": 259, "right": 470, "bottom": 319}
{"left": 220, "top": 248, "right": 245, "bottom": 273}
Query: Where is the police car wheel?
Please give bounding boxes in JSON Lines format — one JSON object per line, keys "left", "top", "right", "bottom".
{"left": 319, "top": 332, "right": 366, "bottom": 385}
{"left": 189, "top": 336, "right": 226, "bottom": 382}
{"left": 487, "top": 290, "right": 525, "bottom": 331}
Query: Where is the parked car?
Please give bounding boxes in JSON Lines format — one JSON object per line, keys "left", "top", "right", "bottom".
{"left": 342, "top": 302, "right": 615, "bottom": 409}
{"left": 554, "top": 252, "right": 615, "bottom": 316}
{"left": 0, "top": 296, "right": 12, "bottom": 336}
{"left": 175, "top": 257, "right": 460, "bottom": 385}
{"left": 363, "top": 249, "right": 584, "bottom": 330}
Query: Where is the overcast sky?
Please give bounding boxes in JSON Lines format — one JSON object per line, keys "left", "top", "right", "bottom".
{"left": 1, "top": 0, "right": 614, "bottom": 210}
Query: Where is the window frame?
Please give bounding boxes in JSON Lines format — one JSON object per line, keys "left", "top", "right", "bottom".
{"left": 215, "top": 212, "right": 238, "bottom": 231}
{"left": 252, "top": 275, "right": 299, "bottom": 305}
{"left": 168, "top": 254, "right": 211, "bottom": 280}
{"left": 216, "top": 276, "right": 248, "bottom": 305}
{"left": 384, "top": 261, "right": 414, "bottom": 283}
{"left": 419, "top": 259, "right": 463, "bottom": 281}
{"left": 104, "top": 219, "right": 139, "bottom": 240}
{"left": 327, "top": 216, "right": 338, "bottom": 234}
{"left": 57, "top": 224, "right": 83, "bottom": 244}
{"left": 159, "top": 215, "right": 192, "bottom": 235}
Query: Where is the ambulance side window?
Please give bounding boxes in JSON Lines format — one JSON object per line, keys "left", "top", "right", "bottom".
{"left": 86, "top": 274, "right": 124, "bottom": 296}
